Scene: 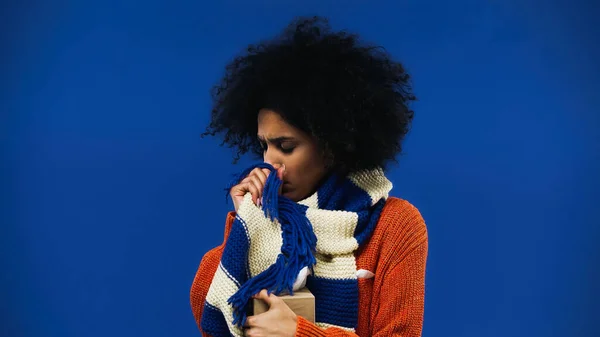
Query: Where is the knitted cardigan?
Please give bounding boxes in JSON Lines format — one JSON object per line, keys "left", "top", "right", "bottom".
{"left": 191, "top": 197, "right": 428, "bottom": 336}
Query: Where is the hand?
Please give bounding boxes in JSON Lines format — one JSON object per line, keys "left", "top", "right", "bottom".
{"left": 243, "top": 289, "right": 298, "bottom": 337}
{"left": 230, "top": 164, "right": 285, "bottom": 212}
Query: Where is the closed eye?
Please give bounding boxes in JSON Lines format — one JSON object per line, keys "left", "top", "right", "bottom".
{"left": 258, "top": 137, "right": 296, "bottom": 155}
{"left": 279, "top": 143, "right": 295, "bottom": 154}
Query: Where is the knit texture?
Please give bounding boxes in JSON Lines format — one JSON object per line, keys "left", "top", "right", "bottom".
{"left": 199, "top": 164, "right": 393, "bottom": 336}
{"left": 191, "top": 196, "right": 428, "bottom": 337}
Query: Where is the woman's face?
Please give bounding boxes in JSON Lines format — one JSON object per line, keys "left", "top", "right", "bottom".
{"left": 257, "top": 109, "right": 329, "bottom": 202}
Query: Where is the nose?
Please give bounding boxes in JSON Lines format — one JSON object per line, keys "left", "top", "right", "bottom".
{"left": 263, "top": 148, "right": 282, "bottom": 169}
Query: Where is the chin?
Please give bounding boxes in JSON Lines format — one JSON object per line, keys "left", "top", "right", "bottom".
{"left": 285, "top": 192, "right": 307, "bottom": 203}
{"left": 282, "top": 190, "right": 297, "bottom": 201}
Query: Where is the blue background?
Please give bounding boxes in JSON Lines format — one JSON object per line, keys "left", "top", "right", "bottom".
{"left": 2, "top": 1, "right": 599, "bottom": 336}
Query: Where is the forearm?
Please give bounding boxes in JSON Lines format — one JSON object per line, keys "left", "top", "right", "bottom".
{"left": 295, "top": 317, "right": 360, "bottom": 337}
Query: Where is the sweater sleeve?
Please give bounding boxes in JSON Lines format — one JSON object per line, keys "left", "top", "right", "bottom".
{"left": 370, "top": 238, "right": 428, "bottom": 336}
{"left": 190, "top": 212, "right": 236, "bottom": 335}
{"left": 295, "top": 203, "right": 428, "bottom": 337}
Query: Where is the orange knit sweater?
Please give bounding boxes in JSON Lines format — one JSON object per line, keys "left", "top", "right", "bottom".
{"left": 190, "top": 197, "right": 428, "bottom": 336}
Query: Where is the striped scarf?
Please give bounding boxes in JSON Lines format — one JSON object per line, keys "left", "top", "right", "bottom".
{"left": 201, "top": 163, "right": 392, "bottom": 336}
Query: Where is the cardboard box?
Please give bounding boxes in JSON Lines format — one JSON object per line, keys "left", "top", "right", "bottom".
{"left": 252, "top": 287, "right": 315, "bottom": 323}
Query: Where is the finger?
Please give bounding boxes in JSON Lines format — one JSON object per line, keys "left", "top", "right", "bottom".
{"left": 253, "top": 289, "right": 276, "bottom": 308}
{"left": 260, "top": 168, "right": 273, "bottom": 186}
{"left": 247, "top": 174, "right": 265, "bottom": 193}
{"left": 232, "top": 181, "right": 260, "bottom": 204}
{"left": 277, "top": 164, "right": 286, "bottom": 194}
{"left": 247, "top": 175, "right": 264, "bottom": 205}
{"left": 251, "top": 168, "right": 269, "bottom": 206}
{"left": 242, "top": 315, "right": 255, "bottom": 328}
{"left": 235, "top": 176, "right": 262, "bottom": 204}
{"left": 245, "top": 182, "right": 260, "bottom": 205}
{"left": 277, "top": 164, "right": 286, "bottom": 181}
{"left": 244, "top": 327, "right": 259, "bottom": 337}
{"left": 237, "top": 176, "right": 252, "bottom": 187}
{"left": 231, "top": 178, "right": 252, "bottom": 196}
{"left": 230, "top": 181, "right": 247, "bottom": 197}
{"left": 251, "top": 168, "right": 269, "bottom": 185}
{"left": 271, "top": 163, "right": 281, "bottom": 177}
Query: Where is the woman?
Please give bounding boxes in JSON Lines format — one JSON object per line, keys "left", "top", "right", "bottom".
{"left": 191, "top": 16, "right": 428, "bottom": 337}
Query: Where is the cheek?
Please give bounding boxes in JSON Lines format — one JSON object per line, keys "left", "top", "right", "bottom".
{"left": 289, "top": 156, "right": 324, "bottom": 184}
{"left": 283, "top": 146, "right": 325, "bottom": 183}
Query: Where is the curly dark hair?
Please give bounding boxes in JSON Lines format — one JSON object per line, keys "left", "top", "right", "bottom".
{"left": 203, "top": 16, "right": 416, "bottom": 174}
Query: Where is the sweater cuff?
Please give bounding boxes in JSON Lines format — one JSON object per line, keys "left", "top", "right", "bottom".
{"left": 295, "top": 316, "right": 324, "bottom": 337}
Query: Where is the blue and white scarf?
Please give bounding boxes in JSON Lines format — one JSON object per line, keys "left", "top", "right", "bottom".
{"left": 201, "top": 163, "right": 392, "bottom": 336}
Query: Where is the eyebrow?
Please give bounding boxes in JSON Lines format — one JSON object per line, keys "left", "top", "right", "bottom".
{"left": 257, "top": 136, "right": 297, "bottom": 143}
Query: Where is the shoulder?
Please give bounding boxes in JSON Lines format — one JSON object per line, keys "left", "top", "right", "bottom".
{"left": 380, "top": 197, "right": 427, "bottom": 232}
{"left": 372, "top": 197, "right": 428, "bottom": 266}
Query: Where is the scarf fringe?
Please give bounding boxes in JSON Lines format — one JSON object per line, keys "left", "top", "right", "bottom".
{"left": 225, "top": 163, "right": 317, "bottom": 327}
